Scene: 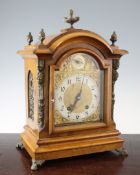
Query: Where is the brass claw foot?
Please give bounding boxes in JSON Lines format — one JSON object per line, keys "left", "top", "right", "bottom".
{"left": 31, "top": 159, "right": 45, "bottom": 171}
{"left": 16, "top": 142, "right": 24, "bottom": 149}
{"left": 115, "top": 147, "right": 128, "bottom": 156}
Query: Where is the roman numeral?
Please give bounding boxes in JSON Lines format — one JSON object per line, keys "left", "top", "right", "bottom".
{"left": 61, "top": 86, "right": 65, "bottom": 92}
{"left": 76, "top": 115, "right": 80, "bottom": 119}
{"left": 68, "top": 79, "right": 71, "bottom": 84}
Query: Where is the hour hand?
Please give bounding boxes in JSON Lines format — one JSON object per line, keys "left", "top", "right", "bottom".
{"left": 67, "top": 92, "right": 81, "bottom": 112}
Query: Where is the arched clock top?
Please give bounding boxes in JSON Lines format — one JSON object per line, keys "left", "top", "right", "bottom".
{"left": 17, "top": 29, "right": 128, "bottom": 61}
{"left": 43, "top": 29, "right": 113, "bottom": 55}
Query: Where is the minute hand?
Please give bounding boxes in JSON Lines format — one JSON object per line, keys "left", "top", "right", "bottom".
{"left": 79, "top": 59, "right": 87, "bottom": 93}
{"left": 70, "top": 73, "right": 85, "bottom": 112}
{"left": 70, "top": 68, "right": 86, "bottom": 112}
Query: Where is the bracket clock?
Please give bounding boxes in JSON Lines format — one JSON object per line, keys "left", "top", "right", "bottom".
{"left": 17, "top": 10, "right": 128, "bottom": 170}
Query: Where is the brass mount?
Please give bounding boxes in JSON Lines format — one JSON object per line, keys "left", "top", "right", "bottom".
{"left": 64, "top": 9, "right": 80, "bottom": 28}
{"left": 27, "top": 32, "right": 33, "bottom": 45}
{"left": 110, "top": 31, "right": 117, "bottom": 46}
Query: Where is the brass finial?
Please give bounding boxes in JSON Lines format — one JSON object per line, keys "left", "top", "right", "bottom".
{"left": 27, "top": 32, "right": 33, "bottom": 45}
{"left": 64, "top": 9, "right": 80, "bottom": 28}
{"left": 38, "top": 29, "right": 45, "bottom": 44}
{"left": 110, "top": 31, "right": 117, "bottom": 46}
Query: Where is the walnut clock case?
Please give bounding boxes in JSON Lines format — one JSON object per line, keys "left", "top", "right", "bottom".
{"left": 17, "top": 10, "right": 128, "bottom": 170}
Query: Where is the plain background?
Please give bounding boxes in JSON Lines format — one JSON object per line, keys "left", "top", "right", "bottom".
{"left": 0, "top": 0, "right": 139, "bottom": 133}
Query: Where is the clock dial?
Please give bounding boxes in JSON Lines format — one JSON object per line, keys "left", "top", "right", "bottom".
{"left": 55, "top": 74, "right": 99, "bottom": 122}
{"left": 54, "top": 53, "right": 104, "bottom": 126}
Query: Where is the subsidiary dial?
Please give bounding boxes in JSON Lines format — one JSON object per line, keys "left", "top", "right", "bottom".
{"left": 71, "top": 53, "right": 85, "bottom": 69}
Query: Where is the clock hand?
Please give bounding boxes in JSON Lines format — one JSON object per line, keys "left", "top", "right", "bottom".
{"left": 68, "top": 62, "right": 87, "bottom": 112}
{"left": 75, "top": 66, "right": 86, "bottom": 101}
{"left": 68, "top": 91, "right": 81, "bottom": 112}
{"left": 79, "top": 59, "right": 87, "bottom": 94}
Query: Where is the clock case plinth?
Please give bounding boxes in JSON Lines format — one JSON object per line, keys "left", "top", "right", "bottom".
{"left": 17, "top": 29, "right": 128, "bottom": 169}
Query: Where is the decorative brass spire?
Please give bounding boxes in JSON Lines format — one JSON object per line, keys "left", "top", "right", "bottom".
{"left": 38, "top": 29, "right": 45, "bottom": 44}
{"left": 64, "top": 9, "right": 80, "bottom": 28}
{"left": 27, "top": 32, "right": 33, "bottom": 45}
{"left": 110, "top": 31, "right": 117, "bottom": 46}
